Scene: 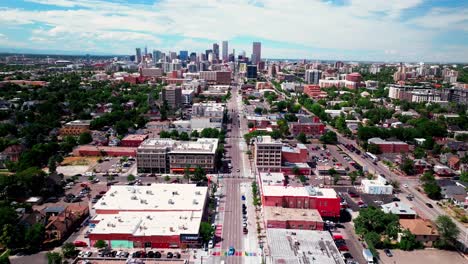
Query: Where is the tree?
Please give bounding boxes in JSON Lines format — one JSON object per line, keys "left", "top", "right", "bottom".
{"left": 367, "top": 143, "right": 381, "bottom": 154}
{"left": 48, "top": 156, "right": 57, "bottom": 173}
{"left": 160, "top": 100, "right": 169, "bottom": 120}
{"left": 0, "top": 254, "right": 10, "bottom": 264}
{"left": 183, "top": 166, "right": 191, "bottom": 183}
{"left": 254, "top": 107, "right": 263, "bottom": 115}
{"left": 400, "top": 157, "right": 416, "bottom": 175}
{"left": 62, "top": 242, "right": 77, "bottom": 258}
{"left": 78, "top": 132, "right": 93, "bottom": 145}
{"left": 296, "top": 132, "right": 308, "bottom": 144}
{"left": 320, "top": 131, "right": 337, "bottom": 144}
{"left": 399, "top": 230, "right": 423, "bottom": 250}
{"left": 164, "top": 175, "right": 171, "bottom": 182}
{"left": 435, "top": 215, "right": 460, "bottom": 249}
{"left": 46, "top": 252, "right": 62, "bottom": 264}
{"left": 191, "top": 166, "right": 207, "bottom": 182}
{"left": 94, "top": 240, "right": 107, "bottom": 249}
{"left": 354, "top": 207, "right": 399, "bottom": 240}
{"left": 190, "top": 130, "right": 199, "bottom": 138}
{"left": 423, "top": 181, "right": 441, "bottom": 200}
{"left": 247, "top": 122, "right": 254, "bottom": 129}
{"left": 460, "top": 172, "right": 468, "bottom": 182}
{"left": 199, "top": 222, "right": 214, "bottom": 243}
{"left": 332, "top": 174, "right": 341, "bottom": 185}
{"left": 413, "top": 147, "right": 426, "bottom": 159}
{"left": 126, "top": 174, "right": 136, "bottom": 182}
{"left": 292, "top": 166, "right": 300, "bottom": 176}
{"left": 349, "top": 171, "right": 358, "bottom": 185}
{"left": 159, "top": 130, "right": 170, "bottom": 138}
{"left": 179, "top": 132, "right": 189, "bottom": 141}
{"left": 24, "top": 223, "right": 45, "bottom": 252}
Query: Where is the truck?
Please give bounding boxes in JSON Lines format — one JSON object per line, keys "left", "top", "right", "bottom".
{"left": 365, "top": 152, "right": 379, "bottom": 162}
{"left": 362, "top": 249, "right": 374, "bottom": 264}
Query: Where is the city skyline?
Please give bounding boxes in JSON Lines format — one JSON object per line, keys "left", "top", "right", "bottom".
{"left": 0, "top": 0, "right": 467, "bottom": 62}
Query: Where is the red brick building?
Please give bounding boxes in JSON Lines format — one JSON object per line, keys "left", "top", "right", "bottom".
{"left": 264, "top": 207, "right": 324, "bottom": 230}
{"left": 289, "top": 116, "right": 326, "bottom": 137}
{"left": 368, "top": 137, "right": 409, "bottom": 153}
{"left": 346, "top": 72, "right": 362, "bottom": 82}
{"left": 261, "top": 185, "right": 341, "bottom": 218}
{"left": 303, "top": 85, "right": 327, "bottom": 98}
{"left": 73, "top": 145, "right": 137, "bottom": 157}
{"left": 282, "top": 144, "right": 308, "bottom": 163}
{"left": 120, "top": 134, "right": 148, "bottom": 147}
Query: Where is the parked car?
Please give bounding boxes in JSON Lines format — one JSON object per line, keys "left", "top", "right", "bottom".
{"left": 166, "top": 252, "right": 173, "bottom": 258}
{"left": 74, "top": 241, "right": 88, "bottom": 247}
{"left": 175, "top": 252, "right": 181, "bottom": 259}
{"left": 208, "top": 240, "right": 214, "bottom": 248}
{"left": 228, "top": 246, "right": 235, "bottom": 256}
{"left": 426, "top": 203, "right": 434, "bottom": 208}
{"left": 348, "top": 191, "right": 359, "bottom": 197}
{"left": 243, "top": 227, "right": 248, "bottom": 234}
{"left": 359, "top": 203, "right": 368, "bottom": 208}
{"left": 154, "top": 251, "right": 161, "bottom": 258}
{"left": 241, "top": 195, "right": 246, "bottom": 201}
{"left": 384, "top": 248, "right": 393, "bottom": 257}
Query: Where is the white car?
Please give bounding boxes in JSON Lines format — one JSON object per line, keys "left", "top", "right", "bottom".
{"left": 403, "top": 184, "right": 409, "bottom": 188}
{"left": 208, "top": 240, "right": 214, "bottom": 248}
{"left": 78, "top": 251, "right": 85, "bottom": 258}
{"left": 116, "top": 251, "right": 123, "bottom": 258}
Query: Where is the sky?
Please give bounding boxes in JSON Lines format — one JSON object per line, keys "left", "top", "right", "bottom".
{"left": 0, "top": 0, "right": 467, "bottom": 62}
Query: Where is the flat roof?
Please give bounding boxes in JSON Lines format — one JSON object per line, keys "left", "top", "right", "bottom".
{"left": 65, "top": 120, "right": 91, "bottom": 126}
{"left": 381, "top": 202, "right": 416, "bottom": 215}
{"left": 91, "top": 211, "right": 201, "bottom": 237}
{"left": 138, "top": 138, "right": 218, "bottom": 154}
{"left": 262, "top": 185, "right": 337, "bottom": 199}
{"left": 267, "top": 229, "right": 345, "bottom": 264}
{"left": 93, "top": 184, "right": 208, "bottom": 212}
{"left": 264, "top": 207, "right": 322, "bottom": 222}
{"left": 260, "top": 172, "right": 285, "bottom": 186}
{"left": 122, "top": 134, "right": 148, "bottom": 141}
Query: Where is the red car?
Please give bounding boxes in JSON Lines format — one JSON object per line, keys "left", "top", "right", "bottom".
{"left": 74, "top": 241, "right": 88, "bottom": 247}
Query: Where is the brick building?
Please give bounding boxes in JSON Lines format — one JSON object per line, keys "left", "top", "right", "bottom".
{"left": 289, "top": 116, "right": 325, "bottom": 137}
{"left": 120, "top": 134, "right": 148, "bottom": 147}
{"left": 367, "top": 137, "right": 409, "bottom": 153}
{"left": 264, "top": 207, "right": 324, "bottom": 230}
{"left": 59, "top": 120, "right": 91, "bottom": 136}
{"left": 73, "top": 146, "right": 137, "bottom": 157}
{"left": 254, "top": 136, "right": 282, "bottom": 173}
{"left": 281, "top": 144, "right": 308, "bottom": 163}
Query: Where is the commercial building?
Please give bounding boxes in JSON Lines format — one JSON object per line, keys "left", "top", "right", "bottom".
{"left": 442, "top": 87, "right": 468, "bottom": 105}
{"left": 73, "top": 145, "right": 137, "bottom": 157}
{"left": 252, "top": 42, "right": 261, "bottom": 65}
{"left": 199, "top": 71, "right": 231, "bottom": 84}
{"left": 305, "top": 69, "right": 322, "bottom": 84}
{"left": 254, "top": 136, "right": 282, "bottom": 173}
{"left": 367, "top": 137, "right": 409, "bottom": 153}
{"left": 261, "top": 185, "right": 341, "bottom": 218}
{"left": 135, "top": 48, "right": 142, "bottom": 63}
{"left": 381, "top": 202, "right": 416, "bottom": 219}
{"left": 303, "top": 84, "right": 327, "bottom": 98}
{"left": 289, "top": 115, "right": 325, "bottom": 137}
{"left": 161, "top": 85, "right": 182, "bottom": 109}
{"left": 346, "top": 72, "right": 362, "bottom": 82}
{"left": 266, "top": 229, "right": 345, "bottom": 264}
{"left": 264, "top": 207, "right": 324, "bottom": 230}
{"left": 222, "top": 41, "right": 228, "bottom": 62}
{"left": 360, "top": 175, "right": 393, "bottom": 195}
{"left": 247, "top": 65, "right": 257, "bottom": 79}
{"left": 60, "top": 120, "right": 91, "bottom": 136}
{"left": 281, "top": 144, "right": 308, "bottom": 163}
{"left": 137, "top": 138, "right": 219, "bottom": 173}
{"left": 120, "top": 134, "right": 148, "bottom": 147}
{"left": 89, "top": 184, "right": 208, "bottom": 248}
{"left": 140, "top": 67, "right": 162, "bottom": 78}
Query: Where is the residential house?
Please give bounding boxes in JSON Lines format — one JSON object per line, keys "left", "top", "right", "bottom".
{"left": 381, "top": 202, "right": 416, "bottom": 219}
{"left": 399, "top": 219, "right": 439, "bottom": 247}
{"left": 413, "top": 159, "right": 432, "bottom": 174}
{"left": 43, "top": 204, "right": 89, "bottom": 245}
{"left": 441, "top": 185, "right": 467, "bottom": 208}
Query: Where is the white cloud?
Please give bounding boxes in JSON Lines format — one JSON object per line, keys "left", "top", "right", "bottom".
{"left": 0, "top": 0, "right": 466, "bottom": 61}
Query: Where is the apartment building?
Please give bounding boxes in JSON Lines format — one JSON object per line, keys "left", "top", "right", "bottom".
{"left": 254, "top": 136, "right": 282, "bottom": 172}
{"left": 137, "top": 138, "right": 219, "bottom": 173}
{"left": 161, "top": 84, "right": 182, "bottom": 109}
{"left": 199, "top": 71, "right": 231, "bottom": 84}
{"left": 59, "top": 120, "right": 91, "bottom": 136}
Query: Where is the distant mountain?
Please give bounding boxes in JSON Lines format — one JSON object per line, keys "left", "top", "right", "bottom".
{"left": 0, "top": 47, "right": 125, "bottom": 57}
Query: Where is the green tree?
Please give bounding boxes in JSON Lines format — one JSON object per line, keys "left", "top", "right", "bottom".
{"left": 296, "top": 132, "right": 308, "bottom": 144}
{"left": 349, "top": 171, "right": 358, "bottom": 185}
{"left": 191, "top": 166, "right": 207, "bottom": 182}
{"left": 292, "top": 166, "right": 300, "bottom": 176}
{"left": 127, "top": 174, "right": 136, "bottom": 182}
{"left": 164, "top": 175, "right": 171, "bottom": 182}
{"left": 460, "top": 172, "right": 468, "bottom": 182}
{"left": 248, "top": 122, "right": 254, "bottom": 129}
{"left": 159, "top": 130, "right": 170, "bottom": 138}
{"left": 413, "top": 147, "right": 426, "bottom": 159}
{"left": 190, "top": 130, "right": 199, "bottom": 138}
{"left": 254, "top": 107, "right": 263, "bottom": 115}
{"left": 400, "top": 157, "right": 416, "bottom": 175}
{"left": 423, "top": 181, "right": 441, "bottom": 200}
{"left": 160, "top": 100, "right": 169, "bottom": 120}
{"left": 183, "top": 166, "right": 191, "bottom": 183}
{"left": 46, "top": 252, "right": 62, "bottom": 264}
{"left": 199, "top": 222, "right": 214, "bottom": 243}
{"left": 78, "top": 132, "right": 93, "bottom": 145}
{"left": 94, "top": 240, "right": 107, "bottom": 249}
{"left": 25, "top": 223, "right": 45, "bottom": 252}
{"left": 320, "top": 131, "right": 338, "bottom": 144}
{"left": 47, "top": 156, "right": 57, "bottom": 173}
{"left": 0, "top": 254, "right": 10, "bottom": 264}
{"left": 435, "top": 215, "right": 460, "bottom": 249}
{"left": 179, "top": 132, "right": 189, "bottom": 141}
{"left": 354, "top": 207, "right": 400, "bottom": 240}
{"left": 399, "top": 230, "right": 423, "bottom": 250}
{"left": 62, "top": 242, "right": 77, "bottom": 258}
{"left": 332, "top": 174, "right": 341, "bottom": 185}
{"left": 367, "top": 143, "right": 381, "bottom": 154}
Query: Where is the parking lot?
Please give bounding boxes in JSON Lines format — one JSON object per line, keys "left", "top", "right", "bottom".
{"left": 377, "top": 249, "right": 467, "bottom": 264}
{"left": 92, "top": 157, "right": 136, "bottom": 175}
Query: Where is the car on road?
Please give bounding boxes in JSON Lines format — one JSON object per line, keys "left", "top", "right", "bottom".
{"left": 74, "top": 241, "right": 88, "bottom": 247}
{"left": 208, "top": 240, "right": 214, "bottom": 248}
{"left": 384, "top": 248, "right": 393, "bottom": 257}
{"left": 166, "top": 252, "right": 173, "bottom": 258}
{"left": 228, "top": 246, "right": 235, "bottom": 256}
{"left": 426, "top": 202, "right": 434, "bottom": 208}
{"left": 403, "top": 184, "right": 409, "bottom": 188}
{"left": 236, "top": 169, "right": 240, "bottom": 172}
{"left": 241, "top": 195, "right": 246, "bottom": 200}
{"left": 243, "top": 227, "right": 248, "bottom": 234}
{"left": 154, "top": 251, "right": 162, "bottom": 258}
{"left": 359, "top": 203, "right": 368, "bottom": 208}
{"left": 243, "top": 222, "right": 247, "bottom": 228}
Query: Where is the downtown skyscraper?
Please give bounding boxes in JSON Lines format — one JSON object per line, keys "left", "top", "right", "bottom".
{"left": 135, "top": 48, "right": 142, "bottom": 63}
{"left": 213, "top": 43, "right": 220, "bottom": 60}
{"left": 252, "top": 42, "right": 261, "bottom": 65}
{"left": 222, "top": 41, "right": 228, "bottom": 62}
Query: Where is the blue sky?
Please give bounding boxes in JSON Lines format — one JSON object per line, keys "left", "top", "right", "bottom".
{"left": 0, "top": 0, "right": 467, "bottom": 62}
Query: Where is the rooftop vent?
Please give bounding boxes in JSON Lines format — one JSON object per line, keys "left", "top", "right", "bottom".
{"left": 168, "top": 199, "right": 174, "bottom": 204}
{"left": 146, "top": 190, "right": 153, "bottom": 195}
{"left": 131, "top": 195, "right": 137, "bottom": 200}
{"left": 193, "top": 199, "right": 199, "bottom": 205}
{"left": 195, "top": 191, "right": 201, "bottom": 195}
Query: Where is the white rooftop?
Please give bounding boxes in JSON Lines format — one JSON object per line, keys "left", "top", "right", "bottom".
{"left": 138, "top": 138, "right": 218, "bottom": 154}
{"left": 93, "top": 184, "right": 208, "bottom": 212}
{"left": 381, "top": 202, "right": 416, "bottom": 216}
{"left": 260, "top": 172, "right": 285, "bottom": 186}
{"left": 91, "top": 211, "right": 202, "bottom": 236}
{"left": 262, "top": 185, "right": 338, "bottom": 199}
{"left": 267, "top": 229, "right": 345, "bottom": 264}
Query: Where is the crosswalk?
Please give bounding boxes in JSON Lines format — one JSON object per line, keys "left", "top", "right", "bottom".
{"left": 211, "top": 251, "right": 257, "bottom": 256}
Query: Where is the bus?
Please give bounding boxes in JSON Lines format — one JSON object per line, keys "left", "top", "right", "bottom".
{"left": 365, "top": 152, "right": 378, "bottom": 162}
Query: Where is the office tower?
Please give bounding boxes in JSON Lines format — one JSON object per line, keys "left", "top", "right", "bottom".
{"left": 254, "top": 136, "right": 282, "bottom": 172}
{"left": 144, "top": 45, "right": 148, "bottom": 56}
{"left": 252, "top": 42, "right": 261, "bottom": 65}
{"left": 135, "top": 48, "right": 142, "bottom": 63}
{"left": 208, "top": 52, "right": 214, "bottom": 63}
{"left": 189, "top": 52, "right": 197, "bottom": 62}
{"left": 305, "top": 69, "right": 322, "bottom": 84}
{"left": 179, "top": 50, "right": 188, "bottom": 61}
{"left": 162, "top": 85, "right": 182, "bottom": 109}
{"left": 153, "top": 50, "right": 162, "bottom": 63}
{"left": 213, "top": 43, "right": 219, "bottom": 60}
{"left": 334, "top": 61, "right": 344, "bottom": 68}
{"left": 200, "top": 53, "right": 206, "bottom": 61}
{"left": 169, "top": 52, "right": 177, "bottom": 61}
{"left": 205, "top": 49, "right": 213, "bottom": 60}
{"left": 222, "top": 41, "right": 228, "bottom": 62}
{"left": 247, "top": 65, "right": 257, "bottom": 79}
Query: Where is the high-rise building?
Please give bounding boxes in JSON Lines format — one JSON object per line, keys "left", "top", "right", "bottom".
{"left": 254, "top": 136, "right": 282, "bottom": 172}
{"left": 247, "top": 65, "right": 258, "bottom": 79}
{"left": 213, "top": 43, "right": 219, "bottom": 60}
{"left": 222, "top": 41, "right": 228, "bottom": 62}
{"left": 305, "top": 69, "right": 322, "bottom": 84}
{"left": 144, "top": 46, "right": 148, "bottom": 56}
{"left": 189, "top": 52, "right": 197, "bottom": 62}
{"left": 205, "top": 49, "right": 213, "bottom": 60}
{"left": 169, "top": 52, "right": 177, "bottom": 61}
{"left": 135, "top": 48, "right": 142, "bottom": 63}
{"left": 179, "top": 50, "right": 188, "bottom": 61}
{"left": 161, "top": 85, "right": 182, "bottom": 109}
{"left": 334, "top": 61, "right": 344, "bottom": 68}
{"left": 152, "top": 50, "right": 162, "bottom": 63}
{"left": 252, "top": 42, "right": 261, "bottom": 65}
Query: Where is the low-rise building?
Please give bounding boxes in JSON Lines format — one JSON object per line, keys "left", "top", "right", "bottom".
{"left": 264, "top": 207, "right": 324, "bottom": 230}
{"left": 361, "top": 175, "right": 393, "bottom": 195}
{"left": 289, "top": 115, "right": 325, "bottom": 137}
{"left": 120, "top": 134, "right": 148, "bottom": 147}
{"left": 60, "top": 120, "right": 91, "bottom": 136}
{"left": 399, "top": 219, "right": 439, "bottom": 247}
{"left": 73, "top": 145, "right": 137, "bottom": 157}
{"left": 282, "top": 144, "right": 308, "bottom": 163}
{"left": 254, "top": 136, "right": 282, "bottom": 173}
{"left": 266, "top": 229, "right": 345, "bottom": 264}
{"left": 381, "top": 202, "right": 416, "bottom": 219}
{"left": 368, "top": 137, "right": 409, "bottom": 153}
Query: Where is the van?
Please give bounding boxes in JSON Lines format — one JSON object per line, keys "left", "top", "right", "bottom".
{"left": 362, "top": 249, "right": 374, "bottom": 264}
